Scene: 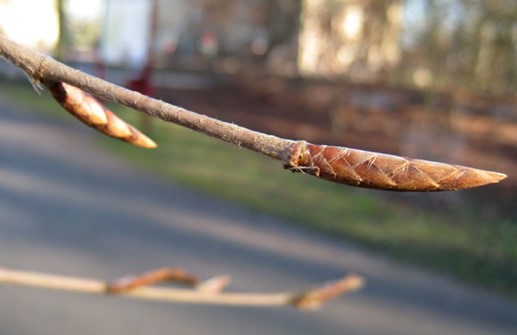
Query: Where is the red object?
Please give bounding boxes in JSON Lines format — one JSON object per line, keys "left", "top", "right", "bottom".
{"left": 126, "top": 64, "right": 155, "bottom": 97}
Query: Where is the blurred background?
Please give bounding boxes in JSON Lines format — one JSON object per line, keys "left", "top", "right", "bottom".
{"left": 5, "top": 0, "right": 517, "bottom": 93}
{"left": 0, "top": 1, "right": 516, "bottom": 332}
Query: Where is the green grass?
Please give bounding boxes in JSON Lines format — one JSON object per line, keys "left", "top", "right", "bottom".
{"left": 2, "top": 80, "right": 516, "bottom": 297}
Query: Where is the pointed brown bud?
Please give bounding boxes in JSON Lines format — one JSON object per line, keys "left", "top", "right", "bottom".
{"left": 286, "top": 142, "right": 506, "bottom": 191}
{"left": 47, "top": 82, "right": 157, "bottom": 149}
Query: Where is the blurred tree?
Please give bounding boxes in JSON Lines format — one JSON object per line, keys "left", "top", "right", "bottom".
{"left": 298, "top": 0, "right": 402, "bottom": 81}
{"left": 399, "top": 0, "right": 517, "bottom": 95}
{"left": 55, "top": 0, "right": 102, "bottom": 60}
{"left": 55, "top": 0, "right": 69, "bottom": 60}
{"left": 263, "top": 0, "right": 301, "bottom": 51}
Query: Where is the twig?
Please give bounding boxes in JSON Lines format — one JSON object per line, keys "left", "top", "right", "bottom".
{"left": 0, "top": 35, "right": 507, "bottom": 191}
{"left": 0, "top": 35, "right": 290, "bottom": 160}
{"left": 0, "top": 267, "right": 363, "bottom": 309}
{"left": 292, "top": 275, "right": 364, "bottom": 310}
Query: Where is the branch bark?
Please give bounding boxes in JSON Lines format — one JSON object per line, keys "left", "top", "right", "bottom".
{"left": 0, "top": 35, "right": 507, "bottom": 191}
{"left": 0, "top": 35, "right": 292, "bottom": 161}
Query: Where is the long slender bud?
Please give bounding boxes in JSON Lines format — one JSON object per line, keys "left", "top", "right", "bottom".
{"left": 285, "top": 142, "right": 507, "bottom": 191}
{"left": 47, "top": 82, "right": 157, "bottom": 149}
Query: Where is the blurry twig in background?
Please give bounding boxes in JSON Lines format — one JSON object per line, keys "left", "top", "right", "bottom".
{"left": 0, "top": 267, "right": 363, "bottom": 310}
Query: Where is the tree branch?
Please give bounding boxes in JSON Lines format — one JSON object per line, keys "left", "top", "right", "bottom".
{"left": 0, "top": 35, "right": 507, "bottom": 191}
{"left": 0, "top": 35, "right": 291, "bottom": 161}
{"left": 0, "top": 267, "right": 363, "bottom": 310}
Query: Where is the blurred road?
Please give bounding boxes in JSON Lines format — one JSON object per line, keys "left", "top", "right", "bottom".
{"left": 0, "top": 93, "right": 516, "bottom": 335}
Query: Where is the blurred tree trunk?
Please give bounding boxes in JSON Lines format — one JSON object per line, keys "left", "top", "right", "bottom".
{"left": 55, "top": 0, "right": 68, "bottom": 60}
{"left": 139, "top": 0, "right": 159, "bottom": 134}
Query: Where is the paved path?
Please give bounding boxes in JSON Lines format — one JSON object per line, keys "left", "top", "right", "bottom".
{"left": 0, "top": 93, "right": 516, "bottom": 335}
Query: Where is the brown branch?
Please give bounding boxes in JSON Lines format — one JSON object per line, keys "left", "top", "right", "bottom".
{"left": 0, "top": 35, "right": 291, "bottom": 161}
{"left": 0, "top": 35, "right": 507, "bottom": 191}
{"left": 0, "top": 267, "right": 363, "bottom": 310}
